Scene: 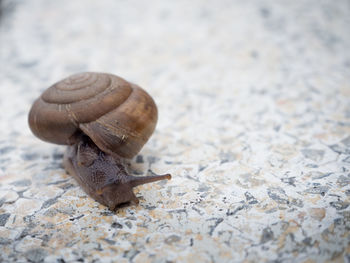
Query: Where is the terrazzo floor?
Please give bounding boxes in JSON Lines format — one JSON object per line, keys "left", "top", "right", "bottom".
{"left": 0, "top": 0, "right": 350, "bottom": 262}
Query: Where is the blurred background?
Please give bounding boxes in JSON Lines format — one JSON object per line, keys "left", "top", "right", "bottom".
{"left": 0, "top": 0, "right": 349, "bottom": 262}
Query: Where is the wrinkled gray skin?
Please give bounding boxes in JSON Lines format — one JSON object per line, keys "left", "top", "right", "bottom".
{"left": 63, "top": 136, "right": 171, "bottom": 210}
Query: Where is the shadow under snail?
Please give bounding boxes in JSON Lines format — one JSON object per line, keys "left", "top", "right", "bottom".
{"left": 28, "top": 72, "right": 171, "bottom": 210}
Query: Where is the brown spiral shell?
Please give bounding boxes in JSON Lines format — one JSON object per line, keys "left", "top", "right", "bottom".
{"left": 28, "top": 72, "right": 158, "bottom": 158}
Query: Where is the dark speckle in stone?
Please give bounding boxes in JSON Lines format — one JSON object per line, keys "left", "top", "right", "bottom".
{"left": 125, "top": 221, "right": 132, "bottom": 229}
{"left": 260, "top": 227, "right": 274, "bottom": 243}
{"left": 123, "top": 249, "right": 140, "bottom": 261}
{"left": 24, "top": 248, "right": 48, "bottom": 263}
{"left": 329, "top": 144, "right": 349, "bottom": 154}
{"left": 330, "top": 201, "right": 349, "bottom": 210}
{"left": 43, "top": 209, "right": 57, "bottom": 217}
{"left": 197, "top": 183, "right": 210, "bottom": 192}
{"left": 219, "top": 151, "right": 236, "bottom": 164}
{"left": 281, "top": 177, "right": 296, "bottom": 187}
{"left": 147, "top": 156, "right": 159, "bottom": 165}
{"left": 169, "top": 208, "right": 187, "bottom": 214}
{"left": 46, "top": 179, "right": 69, "bottom": 186}
{"left": 0, "top": 237, "right": 11, "bottom": 245}
{"left": 199, "top": 165, "right": 207, "bottom": 172}
{"left": 333, "top": 218, "right": 343, "bottom": 226}
{"left": 245, "top": 192, "right": 258, "bottom": 204}
{"left": 337, "top": 175, "right": 350, "bottom": 187}
{"left": 0, "top": 198, "right": 5, "bottom": 207}
{"left": 291, "top": 198, "right": 303, "bottom": 208}
{"left": 43, "top": 222, "right": 55, "bottom": 229}
{"left": 208, "top": 218, "right": 224, "bottom": 235}
{"left": 23, "top": 215, "right": 36, "bottom": 227}
{"left": 250, "top": 50, "right": 259, "bottom": 58}
{"left": 341, "top": 136, "right": 350, "bottom": 147}
{"left": 301, "top": 149, "right": 325, "bottom": 162}
{"left": 0, "top": 146, "right": 14, "bottom": 155}
{"left": 11, "top": 179, "right": 31, "bottom": 187}
{"left": 260, "top": 7, "right": 270, "bottom": 18}
{"left": 59, "top": 183, "right": 76, "bottom": 190}
{"left": 136, "top": 155, "right": 144, "bottom": 163}
{"left": 43, "top": 163, "right": 63, "bottom": 170}
{"left": 0, "top": 213, "right": 10, "bottom": 226}
{"left": 17, "top": 190, "right": 25, "bottom": 198}
{"left": 18, "top": 228, "right": 30, "bottom": 240}
{"left": 21, "top": 152, "right": 40, "bottom": 161}
{"left": 145, "top": 205, "right": 156, "bottom": 210}
{"left": 192, "top": 206, "right": 204, "bottom": 215}
{"left": 100, "top": 210, "right": 114, "bottom": 216}
{"left": 40, "top": 234, "right": 51, "bottom": 243}
{"left": 302, "top": 237, "right": 313, "bottom": 246}
{"left": 18, "top": 60, "right": 38, "bottom": 68}
{"left": 41, "top": 197, "right": 59, "bottom": 209}
{"left": 309, "top": 171, "right": 331, "bottom": 180}
{"left": 111, "top": 222, "right": 123, "bottom": 229}
{"left": 343, "top": 156, "right": 350, "bottom": 163}
{"left": 341, "top": 211, "right": 350, "bottom": 221}
{"left": 306, "top": 164, "right": 319, "bottom": 168}
{"left": 103, "top": 238, "right": 116, "bottom": 245}
{"left": 226, "top": 205, "right": 246, "bottom": 216}
{"left": 164, "top": 235, "right": 181, "bottom": 245}
{"left": 345, "top": 190, "right": 350, "bottom": 196}
{"left": 165, "top": 160, "right": 182, "bottom": 165}
{"left": 267, "top": 187, "right": 289, "bottom": 204}
{"left": 274, "top": 124, "right": 281, "bottom": 132}
{"left": 304, "top": 185, "right": 330, "bottom": 195}
{"left": 69, "top": 215, "right": 84, "bottom": 221}
{"left": 52, "top": 152, "right": 63, "bottom": 160}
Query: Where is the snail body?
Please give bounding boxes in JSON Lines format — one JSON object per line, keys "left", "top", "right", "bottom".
{"left": 28, "top": 72, "right": 171, "bottom": 210}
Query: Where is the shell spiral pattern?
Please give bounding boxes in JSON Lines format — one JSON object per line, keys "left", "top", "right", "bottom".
{"left": 28, "top": 72, "right": 158, "bottom": 158}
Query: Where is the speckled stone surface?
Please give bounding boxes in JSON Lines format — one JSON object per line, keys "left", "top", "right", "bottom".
{"left": 0, "top": 0, "right": 350, "bottom": 262}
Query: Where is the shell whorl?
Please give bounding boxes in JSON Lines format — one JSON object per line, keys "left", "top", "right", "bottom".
{"left": 28, "top": 72, "right": 158, "bottom": 158}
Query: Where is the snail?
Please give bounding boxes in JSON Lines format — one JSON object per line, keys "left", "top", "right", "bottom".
{"left": 28, "top": 72, "right": 171, "bottom": 210}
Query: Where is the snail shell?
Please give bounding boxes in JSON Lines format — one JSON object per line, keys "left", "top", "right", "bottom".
{"left": 28, "top": 72, "right": 157, "bottom": 158}
{"left": 28, "top": 72, "right": 171, "bottom": 210}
